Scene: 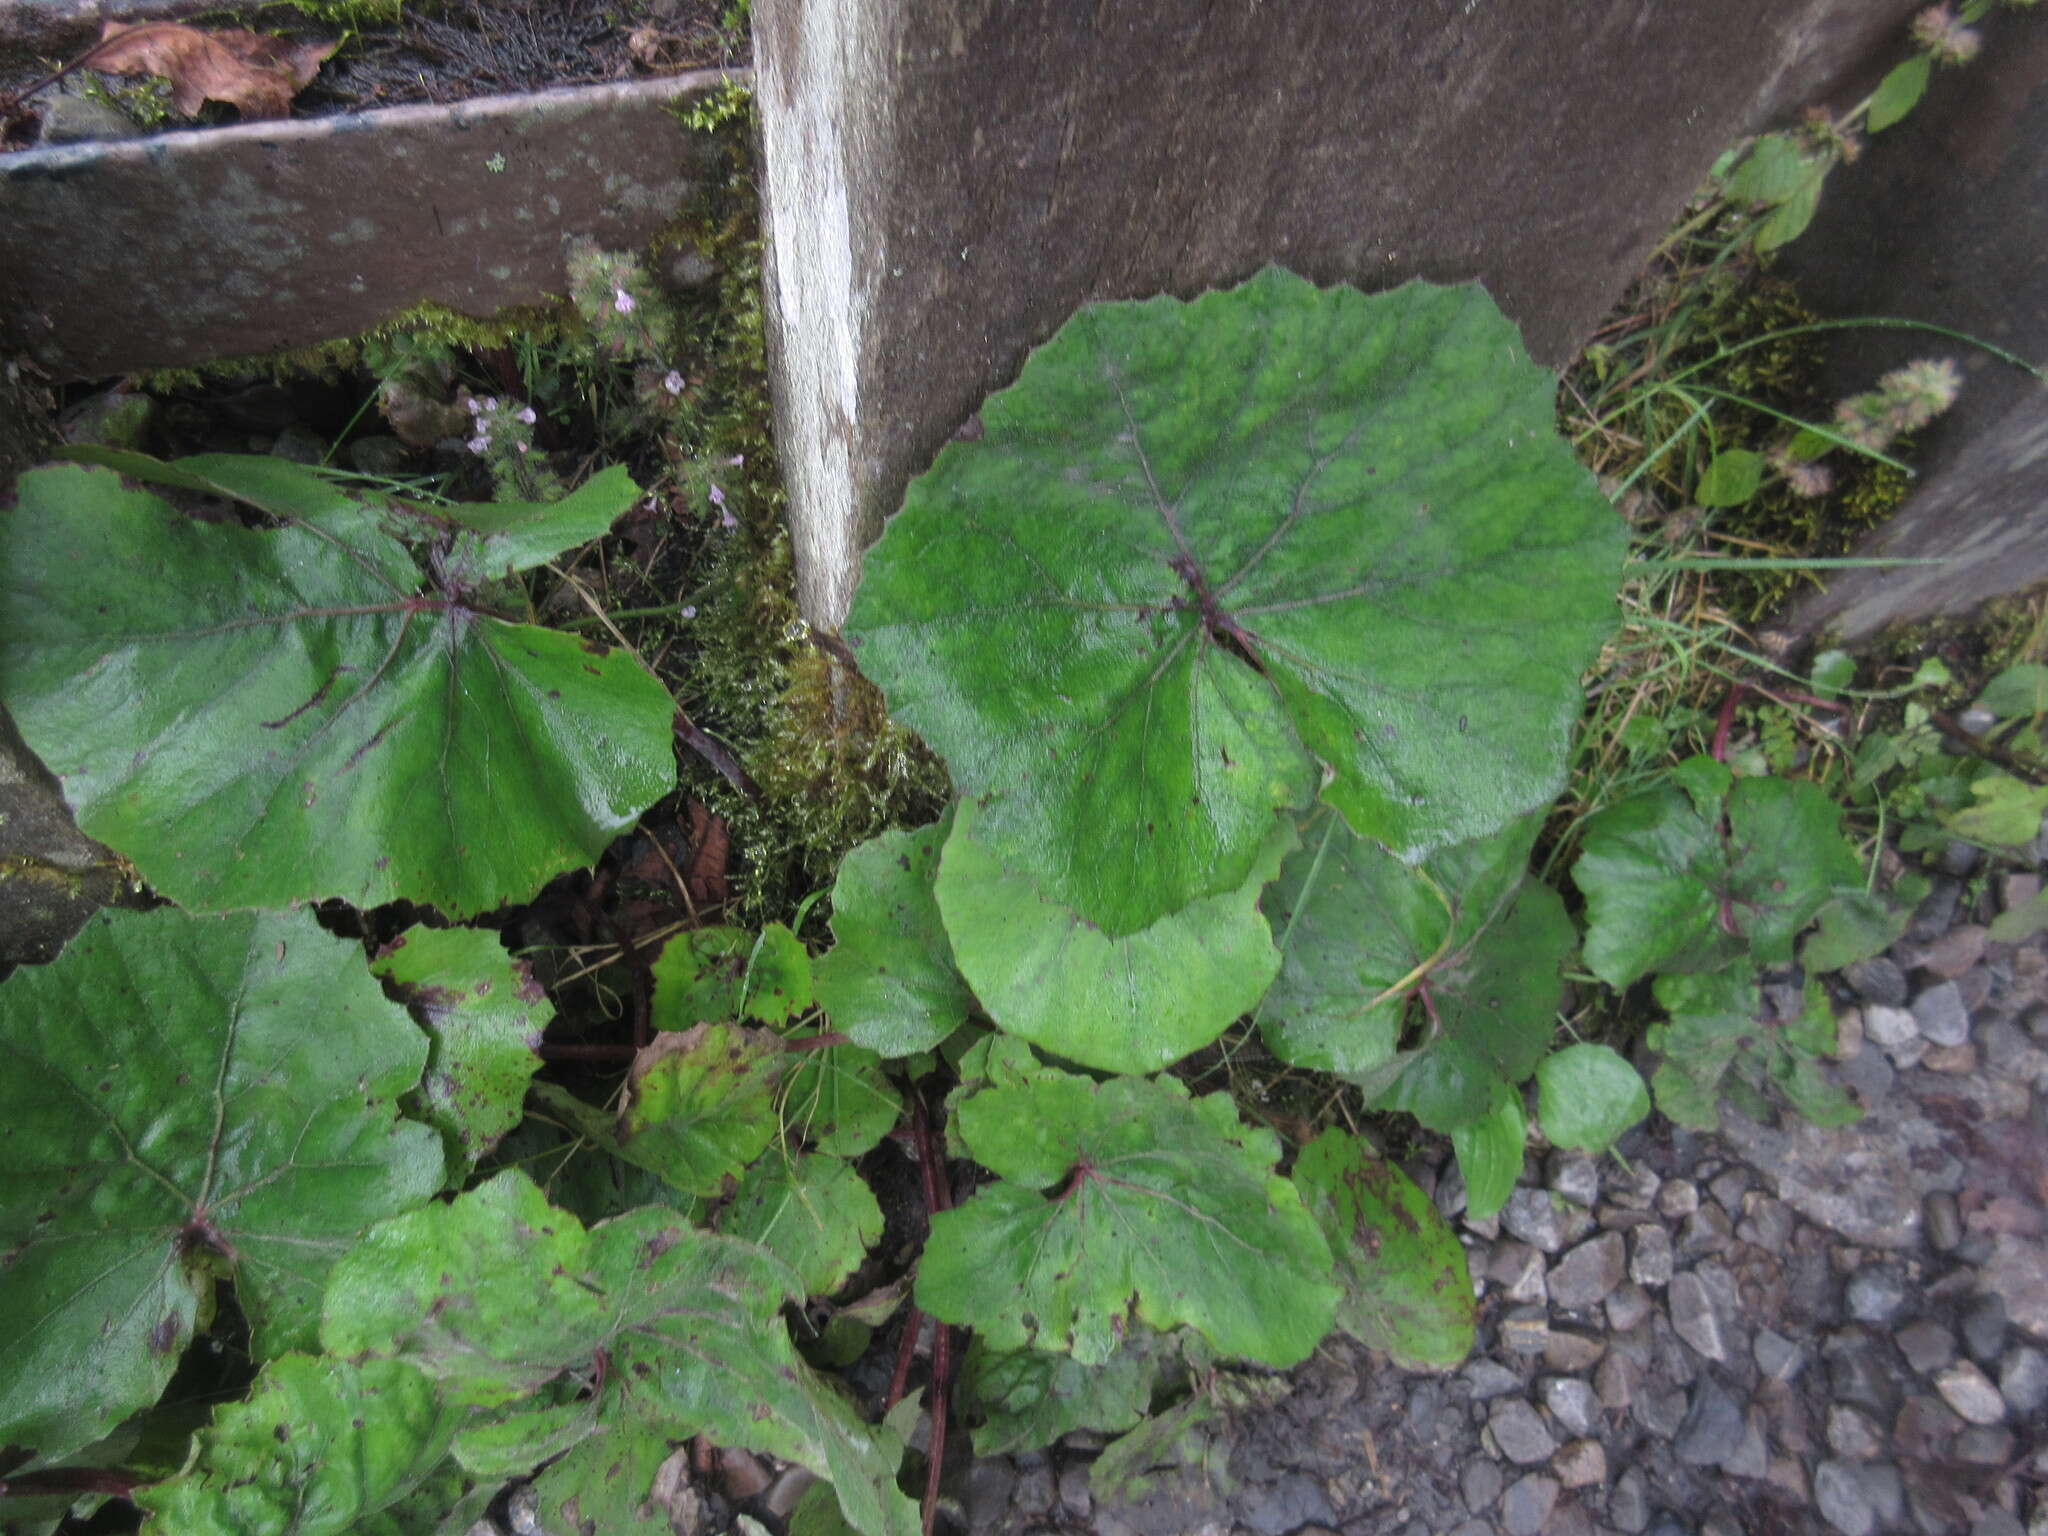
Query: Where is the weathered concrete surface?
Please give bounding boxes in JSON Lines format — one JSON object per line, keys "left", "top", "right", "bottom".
{"left": 0, "top": 0, "right": 215, "bottom": 68}
{"left": 0, "top": 71, "right": 742, "bottom": 378}
{"left": 756, "top": 0, "right": 1925, "bottom": 631}
{"left": 1776, "top": 13, "right": 2048, "bottom": 644}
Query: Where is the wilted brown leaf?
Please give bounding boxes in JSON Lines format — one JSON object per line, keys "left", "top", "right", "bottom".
{"left": 90, "top": 20, "right": 338, "bottom": 121}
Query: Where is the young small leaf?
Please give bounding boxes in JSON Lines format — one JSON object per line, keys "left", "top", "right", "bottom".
{"left": 846, "top": 270, "right": 1622, "bottom": 936}
{"left": 1868, "top": 54, "right": 1931, "bottom": 132}
{"left": 1975, "top": 664, "right": 2048, "bottom": 720}
{"left": 132, "top": 1356, "right": 462, "bottom": 1536}
{"left": 743, "top": 924, "right": 815, "bottom": 1024}
{"left": 1291, "top": 1130, "right": 1474, "bottom": 1368}
{"left": 918, "top": 1072, "right": 1338, "bottom": 1366}
{"left": 780, "top": 1035, "right": 902, "bottom": 1156}
{"left": 1695, "top": 449, "right": 1764, "bottom": 507}
{"left": 718, "top": 1154, "right": 884, "bottom": 1297}
{"left": 812, "top": 811, "right": 973, "bottom": 1056}
{"left": 620, "top": 1023, "right": 788, "bottom": 1196}
{"left": 1943, "top": 773, "right": 2048, "bottom": 846}
{"left": 1645, "top": 967, "right": 1762, "bottom": 1131}
{"left": 1534, "top": 1044, "right": 1650, "bottom": 1153}
{"left": 0, "top": 460, "right": 674, "bottom": 918}
{"left": 371, "top": 924, "right": 547, "bottom": 1177}
{"left": 961, "top": 1335, "right": 1161, "bottom": 1457}
{"left": 1449, "top": 1082, "right": 1525, "bottom": 1222}
{"left": 1573, "top": 766, "right": 1860, "bottom": 987}
{"left": 1755, "top": 176, "right": 1824, "bottom": 251}
{"left": 1723, "top": 133, "right": 1814, "bottom": 202}
{"left": 650, "top": 926, "right": 754, "bottom": 1028}
{"left": 934, "top": 799, "right": 1294, "bottom": 1074}
{"left": 0, "top": 908, "right": 442, "bottom": 1468}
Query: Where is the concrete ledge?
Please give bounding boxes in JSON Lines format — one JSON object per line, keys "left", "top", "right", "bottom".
{"left": 0, "top": 69, "right": 745, "bottom": 378}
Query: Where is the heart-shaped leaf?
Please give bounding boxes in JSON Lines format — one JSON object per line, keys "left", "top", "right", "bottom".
{"left": 1290, "top": 1130, "right": 1474, "bottom": 1368}
{"left": 620, "top": 1024, "right": 787, "bottom": 1197}
{"left": 371, "top": 925, "right": 547, "bottom": 1178}
{"left": 321, "top": 1172, "right": 918, "bottom": 1536}
{"left": 935, "top": 799, "right": 1294, "bottom": 1073}
{"left": 1259, "top": 810, "right": 1540, "bottom": 1075}
{"left": 0, "top": 907, "right": 443, "bottom": 1467}
{"left": 916, "top": 1071, "right": 1337, "bottom": 1366}
{"left": 132, "top": 1356, "right": 463, "bottom": 1536}
{"left": 846, "top": 269, "right": 1622, "bottom": 935}
{"left": 0, "top": 456, "right": 674, "bottom": 918}
{"left": 1574, "top": 764, "right": 1862, "bottom": 987}
{"left": 813, "top": 812, "right": 972, "bottom": 1056}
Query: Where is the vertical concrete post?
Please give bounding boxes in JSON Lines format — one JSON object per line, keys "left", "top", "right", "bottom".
{"left": 755, "top": 0, "right": 1919, "bottom": 632}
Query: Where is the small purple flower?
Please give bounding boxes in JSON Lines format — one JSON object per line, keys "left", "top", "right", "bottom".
{"left": 708, "top": 484, "right": 726, "bottom": 509}
{"left": 614, "top": 287, "right": 636, "bottom": 315}
{"left": 482, "top": 396, "right": 499, "bottom": 412}
{"left": 680, "top": 605, "right": 698, "bottom": 619}
{"left": 464, "top": 396, "right": 483, "bottom": 416}
{"left": 664, "top": 370, "right": 685, "bottom": 396}
{"left": 727, "top": 454, "right": 745, "bottom": 467}
{"left": 517, "top": 406, "right": 537, "bottom": 425}
{"left": 721, "top": 509, "right": 738, "bottom": 531}
{"left": 466, "top": 434, "right": 491, "bottom": 455}
{"left": 516, "top": 442, "right": 530, "bottom": 455}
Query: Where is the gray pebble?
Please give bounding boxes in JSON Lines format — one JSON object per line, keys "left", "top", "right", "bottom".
{"left": 1502, "top": 1187, "right": 1581, "bottom": 1253}
{"left": 1656, "top": 1180, "right": 1700, "bottom": 1219}
{"left": 1500, "top": 1307, "right": 1552, "bottom": 1356}
{"left": 1962, "top": 1293, "right": 2009, "bottom": 1363}
{"left": 1736, "top": 1193, "right": 1795, "bottom": 1250}
{"left": 1607, "top": 1468, "right": 1650, "bottom": 1534}
{"left": 1837, "top": 1043, "right": 1898, "bottom": 1102}
{"left": 1910, "top": 876, "right": 1964, "bottom": 939}
{"left": 966, "top": 1459, "right": 1016, "bottom": 1522}
{"left": 1542, "top": 1326, "right": 1607, "bottom": 1373}
{"left": 1606, "top": 1281, "right": 1654, "bottom": 1333}
{"left": 1549, "top": 1231, "right": 1627, "bottom": 1310}
{"left": 1925, "top": 1190, "right": 1964, "bottom": 1253}
{"left": 1552, "top": 1437, "right": 1605, "bottom": 1489}
{"left": 1826, "top": 1334, "right": 1900, "bottom": 1415}
{"left": 1669, "top": 1272, "right": 1725, "bottom": 1361}
{"left": 1500, "top": 1474, "right": 1559, "bottom": 1536}
{"left": 1464, "top": 1359, "right": 1526, "bottom": 1400}
{"left": 1935, "top": 1360, "right": 2007, "bottom": 1424}
{"left": 1954, "top": 1425, "right": 2015, "bottom": 1464}
{"left": 1634, "top": 1386, "right": 1688, "bottom": 1439}
{"left": 1894, "top": 1318, "right": 1957, "bottom": 1375}
{"left": 1644, "top": 1518, "right": 1689, "bottom": 1536}
{"left": 1724, "top": 1412, "right": 1770, "bottom": 1480}
{"left": 1012, "top": 1464, "right": 1055, "bottom": 1517}
{"left": 2001, "top": 1345, "right": 2048, "bottom": 1413}
{"left": 1846, "top": 1265, "right": 1908, "bottom": 1324}
{"left": 1488, "top": 1241, "right": 1549, "bottom": 1304}
{"left": 1596, "top": 1348, "right": 1638, "bottom": 1410}
{"left": 1540, "top": 1375, "right": 1599, "bottom": 1437}
{"left": 1240, "top": 1474, "right": 1334, "bottom": 1536}
{"left": 1444, "top": 1524, "right": 1494, "bottom": 1536}
{"left": 37, "top": 91, "right": 146, "bottom": 145}
{"left": 1826, "top": 1404, "right": 1885, "bottom": 1460}
{"left": 1673, "top": 1377, "right": 1747, "bottom": 1466}
{"left": 1918, "top": 923, "right": 1989, "bottom": 979}
{"left": 1912, "top": 981, "right": 1972, "bottom": 1046}
{"left": 1754, "top": 1327, "right": 1805, "bottom": 1382}
{"left": 1678, "top": 1204, "right": 1734, "bottom": 1257}
{"left": 1974, "top": 1511, "right": 2026, "bottom": 1536}
{"left": 1814, "top": 1460, "right": 1903, "bottom": 1536}
{"left": 1861, "top": 1003, "right": 1920, "bottom": 1049}
{"left": 1630, "top": 1225, "right": 1674, "bottom": 1288}
{"left": 1707, "top": 1167, "right": 1751, "bottom": 1213}
{"left": 1489, "top": 1397, "right": 1558, "bottom": 1465}
{"left": 1846, "top": 957, "right": 1910, "bottom": 1007}
{"left": 1462, "top": 1457, "right": 1504, "bottom": 1513}
{"left": 1548, "top": 1149, "right": 1601, "bottom": 1207}
{"left": 1435, "top": 1158, "right": 1469, "bottom": 1219}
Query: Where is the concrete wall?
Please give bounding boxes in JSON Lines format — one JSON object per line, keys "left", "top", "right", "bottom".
{"left": 755, "top": 0, "right": 1924, "bottom": 631}
{"left": 1777, "top": 12, "right": 2048, "bottom": 643}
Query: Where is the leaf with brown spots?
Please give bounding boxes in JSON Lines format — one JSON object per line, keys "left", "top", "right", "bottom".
{"left": 90, "top": 20, "right": 339, "bottom": 120}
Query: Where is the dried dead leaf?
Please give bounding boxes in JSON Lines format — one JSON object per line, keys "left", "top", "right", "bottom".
{"left": 90, "top": 20, "right": 337, "bottom": 121}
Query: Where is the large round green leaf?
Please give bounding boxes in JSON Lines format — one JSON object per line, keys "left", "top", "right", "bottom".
{"left": 935, "top": 799, "right": 1294, "bottom": 1073}
{"left": 0, "top": 908, "right": 443, "bottom": 1468}
{"left": 847, "top": 269, "right": 1622, "bottom": 935}
{"left": 916, "top": 1072, "right": 1337, "bottom": 1366}
{"left": 0, "top": 457, "right": 675, "bottom": 917}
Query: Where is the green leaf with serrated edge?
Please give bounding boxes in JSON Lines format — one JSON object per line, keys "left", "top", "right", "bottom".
{"left": 744, "top": 923, "right": 814, "bottom": 1024}
{"left": 917, "top": 1072, "right": 1337, "bottom": 1366}
{"left": 780, "top": 1035, "right": 901, "bottom": 1156}
{"left": 935, "top": 798, "right": 1294, "bottom": 1074}
{"left": 619, "top": 1024, "right": 787, "bottom": 1197}
{"left": 1802, "top": 888, "right": 1908, "bottom": 973}
{"left": 530, "top": 1423, "right": 680, "bottom": 1536}
{"left": 371, "top": 925, "right": 547, "bottom": 1178}
{"left": 452, "top": 1391, "right": 599, "bottom": 1479}
{"left": 1291, "top": 1131, "right": 1474, "bottom": 1368}
{"left": 1449, "top": 1080, "right": 1524, "bottom": 1222}
{"left": 321, "top": 1172, "right": 918, "bottom": 1536}
{"left": 1696, "top": 449, "right": 1763, "bottom": 508}
{"left": 650, "top": 926, "right": 753, "bottom": 1028}
{"left": 718, "top": 1153, "right": 883, "bottom": 1296}
{"left": 1976, "top": 664, "right": 2048, "bottom": 720}
{"left": 1868, "top": 54, "right": 1931, "bottom": 132}
{"left": 961, "top": 1334, "right": 1161, "bottom": 1457}
{"left": 132, "top": 1356, "right": 461, "bottom": 1536}
{"left": 1373, "top": 881, "right": 1572, "bottom": 1131}
{"left": 845, "top": 270, "right": 1622, "bottom": 936}
{"left": 0, "top": 908, "right": 441, "bottom": 1469}
{"left": 941, "top": 1034, "right": 1057, "bottom": 1159}
{"left": 1784, "top": 976, "right": 1837, "bottom": 1058}
{"left": 1945, "top": 773, "right": 2048, "bottom": 846}
{"left": 1646, "top": 967, "right": 1762, "bottom": 1131}
{"left": 1573, "top": 765, "right": 1860, "bottom": 987}
{"left": 1260, "top": 809, "right": 1540, "bottom": 1074}
{"left": 812, "top": 811, "right": 972, "bottom": 1056}
{"left": 1767, "top": 1051, "right": 1860, "bottom": 1128}
{"left": 1650, "top": 1060, "right": 1725, "bottom": 1131}
{"left": 1088, "top": 1394, "right": 1228, "bottom": 1506}
{"left": 1535, "top": 1045, "right": 1650, "bottom": 1154}
{"left": 0, "top": 461, "right": 673, "bottom": 919}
